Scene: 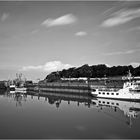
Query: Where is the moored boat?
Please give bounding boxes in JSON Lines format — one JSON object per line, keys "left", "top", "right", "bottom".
{"left": 9, "top": 85, "right": 27, "bottom": 93}
{"left": 9, "top": 85, "right": 16, "bottom": 91}
{"left": 91, "top": 72, "right": 140, "bottom": 101}
{"left": 9, "top": 73, "right": 27, "bottom": 93}
{"left": 15, "top": 87, "right": 27, "bottom": 93}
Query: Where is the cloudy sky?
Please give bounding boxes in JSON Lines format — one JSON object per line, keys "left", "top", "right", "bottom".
{"left": 0, "top": 1, "right": 140, "bottom": 80}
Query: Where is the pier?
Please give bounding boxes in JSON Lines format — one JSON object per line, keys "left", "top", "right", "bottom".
{"left": 26, "top": 82, "right": 92, "bottom": 96}
{"left": 25, "top": 78, "right": 125, "bottom": 96}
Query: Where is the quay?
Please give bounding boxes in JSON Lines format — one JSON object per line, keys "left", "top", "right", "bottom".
{"left": 1, "top": 77, "right": 126, "bottom": 97}
{"left": 6, "top": 90, "right": 94, "bottom": 108}
{"left": 25, "top": 78, "right": 124, "bottom": 96}
{"left": 27, "top": 90, "right": 92, "bottom": 106}
{"left": 26, "top": 82, "right": 92, "bottom": 96}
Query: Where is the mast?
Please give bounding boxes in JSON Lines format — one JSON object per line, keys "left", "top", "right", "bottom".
{"left": 127, "top": 70, "right": 132, "bottom": 82}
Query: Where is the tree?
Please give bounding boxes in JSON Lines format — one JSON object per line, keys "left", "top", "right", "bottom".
{"left": 45, "top": 64, "right": 140, "bottom": 81}
{"left": 46, "top": 71, "right": 61, "bottom": 82}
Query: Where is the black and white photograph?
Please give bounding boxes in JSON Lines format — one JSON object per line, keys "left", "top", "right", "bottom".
{"left": 0, "top": 0, "right": 140, "bottom": 139}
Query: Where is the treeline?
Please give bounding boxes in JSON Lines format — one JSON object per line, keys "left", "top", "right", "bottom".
{"left": 45, "top": 64, "right": 140, "bottom": 82}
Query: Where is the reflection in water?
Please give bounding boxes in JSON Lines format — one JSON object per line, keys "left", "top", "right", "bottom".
{"left": 14, "top": 93, "right": 27, "bottom": 107}
{"left": 3, "top": 91, "right": 92, "bottom": 108}
{"left": 3, "top": 90, "right": 140, "bottom": 127}
{"left": 0, "top": 90, "right": 140, "bottom": 138}
{"left": 92, "top": 98, "right": 140, "bottom": 128}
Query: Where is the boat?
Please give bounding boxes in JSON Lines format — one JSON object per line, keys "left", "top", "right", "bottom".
{"left": 15, "top": 87, "right": 27, "bottom": 93}
{"left": 9, "top": 84, "right": 16, "bottom": 91}
{"left": 9, "top": 84, "right": 16, "bottom": 93}
{"left": 9, "top": 73, "right": 27, "bottom": 93}
{"left": 92, "top": 98, "right": 140, "bottom": 127}
{"left": 9, "top": 85, "right": 27, "bottom": 93}
{"left": 91, "top": 71, "right": 140, "bottom": 101}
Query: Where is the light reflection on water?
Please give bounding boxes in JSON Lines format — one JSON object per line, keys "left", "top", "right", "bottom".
{"left": 0, "top": 90, "right": 140, "bottom": 138}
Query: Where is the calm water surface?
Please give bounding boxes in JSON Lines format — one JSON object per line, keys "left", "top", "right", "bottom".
{"left": 0, "top": 90, "right": 140, "bottom": 139}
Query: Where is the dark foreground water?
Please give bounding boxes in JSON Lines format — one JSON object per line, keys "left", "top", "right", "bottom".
{"left": 0, "top": 90, "right": 140, "bottom": 139}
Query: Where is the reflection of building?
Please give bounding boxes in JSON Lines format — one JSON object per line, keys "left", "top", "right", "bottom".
{"left": 14, "top": 93, "right": 27, "bottom": 107}
{"left": 3, "top": 90, "right": 93, "bottom": 108}
{"left": 3, "top": 91, "right": 27, "bottom": 107}
{"left": 1, "top": 90, "right": 140, "bottom": 128}
{"left": 28, "top": 91, "right": 92, "bottom": 108}
{"left": 92, "top": 98, "right": 140, "bottom": 127}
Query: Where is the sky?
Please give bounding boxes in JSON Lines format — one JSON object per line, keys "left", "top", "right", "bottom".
{"left": 0, "top": 0, "right": 140, "bottom": 80}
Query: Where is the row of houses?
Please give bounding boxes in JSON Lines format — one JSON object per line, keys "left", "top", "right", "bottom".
{"left": 61, "top": 76, "right": 140, "bottom": 81}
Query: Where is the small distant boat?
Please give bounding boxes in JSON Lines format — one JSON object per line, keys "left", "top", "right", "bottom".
{"left": 9, "top": 73, "right": 27, "bottom": 93}
{"left": 9, "top": 85, "right": 27, "bottom": 93}
{"left": 91, "top": 71, "right": 140, "bottom": 101}
{"left": 15, "top": 87, "right": 27, "bottom": 93}
{"left": 9, "top": 85, "right": 16, "bottom": 91}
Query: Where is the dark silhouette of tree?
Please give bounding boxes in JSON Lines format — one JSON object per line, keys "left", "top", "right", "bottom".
{"left": 134, "top": 66, "right": 140, "bottom": 76}
{"left": 45, "top": 64, "right": 140, "bottom": 82}
{"left": 76, "top": 64, "right": 92, "bottom": 77}
{"left": 46, "top": 71, "right": 61, "bottom": 82}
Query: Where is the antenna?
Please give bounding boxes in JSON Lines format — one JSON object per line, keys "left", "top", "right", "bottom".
{"left": 127, "top": 70, "right": 132, "bottom": 82}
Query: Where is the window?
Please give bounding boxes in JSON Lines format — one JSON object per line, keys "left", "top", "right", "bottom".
{"left": 92, "top": 89, "right": 96, "bottom": 92}
{"left": 103, "top": 101, "right": 105, "bottom": 104}
{"left": 107, "top": 93, "right": 109, "bottom": 95}
{"left": 107, "top": 102, "right": 109, "bottom": 104}
{"left": 116, "top": 93, "right": 119, "bottom": 95}
{"left": 116, "top": 103, "right": 119, "bottom": 105}
{"left": 111, "top": 102, "right": 114, "bottom": 105}
{"left": 99, "top": 92, "right": 101, "bottom": 94}
{"left": 103, "top": 92, "right": 105, "bottom": 95}
{"left": 111, "top": 93, "right": 114, "bottom": 95}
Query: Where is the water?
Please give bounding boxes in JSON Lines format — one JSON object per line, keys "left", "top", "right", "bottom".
{"left": 0, "top": 90, "right": 140, "bottom": 139}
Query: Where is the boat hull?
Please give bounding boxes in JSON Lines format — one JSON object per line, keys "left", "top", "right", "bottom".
{"left": 91, "top": 89, "right": 140, "bottom": 101}
{"left": 92, "top": 96, "right": 140, "bottom": 102}
{"left": 9, "top": 85, "right": 27, "bottom": 93}
{"left": 9, "top": 85, "right": 16, "bottom": 91}
{"left": 15, "top": 87, "right": 27, "bottom": 93}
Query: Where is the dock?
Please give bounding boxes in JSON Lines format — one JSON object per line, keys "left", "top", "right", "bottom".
{"left": 26, "top": 82, "right": 92, "bottom": 96}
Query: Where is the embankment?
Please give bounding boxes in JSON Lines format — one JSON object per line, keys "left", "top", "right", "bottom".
{"left": 26, "top": 79, "right": 124, "bottom": 96}
{"left": 26, "top": 82, "right": 91, "bottom": 96}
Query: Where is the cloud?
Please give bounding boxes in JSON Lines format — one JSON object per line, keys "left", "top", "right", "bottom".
{"left": 103, "top": 49, "right": 137, "bottom": 56}
{"left": 75, "top": 31, "right": 87, "bottom": 36}
{"left": 31, "top": 29, "right": 39, "bottom": 34}
{"left": 129, "top": 62, "right": 140, "bottom": 68}
{"left": 20, "top": 61, "right": 73, "bottom": 72}
{"left": 102, "top": 8, "right": 140, "bottom": 27}
{"left": 1, "top": 13, "right": 9, "bottom": 22}
{"left": 41, "top": 14, "right": 77, "bottom": 27}
{"left": 105, "top": 64, "right": 111, "bottom": 67}
{"left": 21, "top": 65, "right": 42, "bottom": 71}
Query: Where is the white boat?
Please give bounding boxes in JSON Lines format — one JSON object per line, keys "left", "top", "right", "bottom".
{"left": 15, "top": 87, "right": 27, "bottom": 93}
{"left": 91, "top": 72, "right": 140, "bottom": 101}
{"left": 9, "top": 85, "right": 27, "bottom": 93}
{"left": 91, "top": 80, "right": 140, "bottom": 101}
{"left": 9, "top": 85, "right": 16, "bottom": 91}
{"left": 9, "top": 73, "right": 27, "bottom": 93}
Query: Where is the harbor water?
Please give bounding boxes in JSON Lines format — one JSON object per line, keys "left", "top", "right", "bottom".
{"left": 0, "top": 90, "right": 140, "bottom": 138}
